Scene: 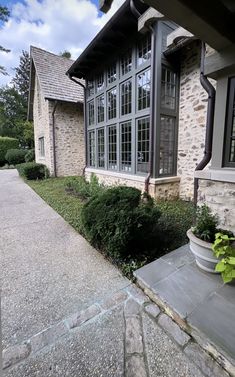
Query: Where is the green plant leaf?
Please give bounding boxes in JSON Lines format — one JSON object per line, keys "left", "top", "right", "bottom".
{"left": 228, "top": 257, "right": 235, "bottom": 265}
{"left": 215, "top": 261, "right": 226, "bottom": 272}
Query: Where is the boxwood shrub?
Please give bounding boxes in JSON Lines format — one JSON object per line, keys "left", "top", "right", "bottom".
{"left": 17, "top": 162, "right": 49, "bottom": 180}
{"left": 5, "top": 149, "right": 27, "bottom": 165}
{"left": 0, "top": 137, "right": 18, "bottom": 165}
{"left": 81, "top": 186, "right": 162, "bottom": 260}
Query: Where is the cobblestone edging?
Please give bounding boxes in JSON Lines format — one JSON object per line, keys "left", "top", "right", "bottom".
{"left": 2, "top": 284, "right": 232, "bottom": 377}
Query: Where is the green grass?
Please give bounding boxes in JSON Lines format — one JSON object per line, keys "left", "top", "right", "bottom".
{"left": 28, "top": 177, "right": 84, "bottom": 233}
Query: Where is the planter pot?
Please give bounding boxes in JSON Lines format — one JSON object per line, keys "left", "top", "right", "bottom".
{"left": 187, "top": 229, "right": 219, "bottom": 273}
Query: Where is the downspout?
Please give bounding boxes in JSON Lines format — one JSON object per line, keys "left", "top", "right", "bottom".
{"left": 193, "top": 41, "right": 216, "bottom": 205}
{"left": 68, "top": 75, "right": 87, "bottom": 175}
{"left": 130, "top": 0, "right": 155, "bottom": 194}
{"left": 52, "top": 100, "right": 58, "bottom": 177}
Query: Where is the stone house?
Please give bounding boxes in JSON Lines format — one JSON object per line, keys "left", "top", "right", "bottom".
{"left": 28, "top": 46, "right": 85, "bottom": 177}
{"left": 66, "top": 0, "right": 211, "bottom": 202}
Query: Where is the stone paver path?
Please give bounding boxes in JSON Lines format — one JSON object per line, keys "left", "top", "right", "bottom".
{"left": 0, "top": 170, "right": 230, "bottom": 376}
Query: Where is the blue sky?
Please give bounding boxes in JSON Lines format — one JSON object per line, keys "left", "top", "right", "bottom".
{"left": 0, "top": 0, "right": 124, "bottom": 85}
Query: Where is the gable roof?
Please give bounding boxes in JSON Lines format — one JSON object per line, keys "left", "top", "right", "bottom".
{"left": 28, "top": 46, "right": 84, "bottom": 120}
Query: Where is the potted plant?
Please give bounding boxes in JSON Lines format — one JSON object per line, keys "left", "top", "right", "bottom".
{"left": 187, "top": 205, "right": 219, "bottom": 273}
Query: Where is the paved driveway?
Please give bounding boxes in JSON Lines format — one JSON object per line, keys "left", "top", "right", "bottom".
{"left": 1, "top": 170, "right": 227, "bottom": 377}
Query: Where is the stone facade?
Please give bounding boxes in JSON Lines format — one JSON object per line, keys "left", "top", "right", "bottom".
{"left": 85, "top": 169, "right": 180, "bottom": 200}
{"left": 33, "top": 76, "right": 85, "bottom": 177}
{"left": 177, "top": 40, "right": 209, "bottom": 200}
{"left": 198, "top": 179, "right": 235, "bottom": 232}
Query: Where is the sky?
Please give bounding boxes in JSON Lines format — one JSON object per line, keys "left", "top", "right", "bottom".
{"left": 0, "top": 0, "right": 125, "bottom": 86}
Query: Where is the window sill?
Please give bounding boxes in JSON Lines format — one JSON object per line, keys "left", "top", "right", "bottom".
{"left": 85, "top": 167, "right": 180, "bottom": 185}
{"left": 194, "top": 168, "right": 235, "bottom": 183}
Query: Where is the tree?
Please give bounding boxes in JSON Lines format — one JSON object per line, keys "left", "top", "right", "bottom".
{"left": 12, "top": 50, "right": 30, "bottom": 103}
{"left": 0, "top": 6, "right": 10, "bottom": 75}
{"left": 60, "top": 50, "right": 71, "bottom": 59}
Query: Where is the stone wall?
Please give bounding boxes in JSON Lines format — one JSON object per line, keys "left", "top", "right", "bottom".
{"left": 48, "top": 101, "right": 85, "bottom": 176}
{"left": 178, "top": 41, "right": 211, "bottom": 200}
{"left": 33, "top": 77, "right": 53, "bottom": 171}
{"left": 198, "top": 179, "right": 235, "bottom": 232}
{"left": 85, "top": 170, "right": 180, "bottom": 200}
{"left": 33, "top": 75, "right": 85, "bottom": 176}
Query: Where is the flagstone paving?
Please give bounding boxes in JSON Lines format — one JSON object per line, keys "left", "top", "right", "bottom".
{"left": 0, "top": 170, "right": 231, "bottom": 376}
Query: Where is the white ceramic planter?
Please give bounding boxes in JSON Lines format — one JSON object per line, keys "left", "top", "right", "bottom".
{"left": 187, "top": 229, "right": 219, "bottom": 273}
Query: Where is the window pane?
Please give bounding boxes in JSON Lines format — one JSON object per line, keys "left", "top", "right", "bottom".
{"left": 88, "top": 131, "right": 95, "bottom": 167}
{"left": 121, "top": 121, "right": 132, "bottom": 172}
{"left": 96, "top": 73, "right": 104, "bottom": 92}
{"left": 138, "top": 33, "right": 151, "bottom": 66}
{"left": 161, "top": 67, "right": 177, "bottom": 110}
{"left": 39, "top": 137, "right": 45, "bottom": 157}
{"left": 97, "top": 128, "right": 105, "bottom": 168}
{"left": 137, "top": 69, "right": 151, "bottom": 110}
{"left": 107, "top": 88, "right": 117, "bottom": 119}
{"left": 121, "top": 80, "right": 132, "bottom": 115}
{"left": 107, "top": 64, "right": 116, "bottom": 84}
{"left": 88, "top": 100, "right": 94, "bottom": 125}
{"left": 108, "top": 125, "right": 117, "bottom": 170}
{"left": 137, "top": 117, "right": 150, "bottom": 173}
{"left": 121, "top": 51, "right": 132, "bottom": 76}
{"left": 87, "top": 79, "right": 94, "bottom": 97}
{"left": 159, "top": 116, "right": 176, "bottom": 176}
{"left": 97, "top": 95, "right": 104, "bottom": 123}
{"left": 229, "top": 101, "right": 235, "bottom": 162}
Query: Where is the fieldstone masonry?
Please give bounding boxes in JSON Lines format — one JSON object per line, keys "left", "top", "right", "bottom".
{"left": 198, "top": 179, "right": 235, "bottom": 231}
{"left": 34, "top": 77, "right": 85, "bottom": 177}
{"left": 178, "top": 41, "right": 212, "bottom": 200}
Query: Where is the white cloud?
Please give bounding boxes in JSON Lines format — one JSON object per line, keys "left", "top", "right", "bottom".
{"left": 0, "top": 0, "right": 125, "bottom": 86}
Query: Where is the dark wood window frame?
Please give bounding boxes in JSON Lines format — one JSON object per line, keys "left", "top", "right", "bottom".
{"left": 223, "top": 77, "right": 235, "bottom": 168}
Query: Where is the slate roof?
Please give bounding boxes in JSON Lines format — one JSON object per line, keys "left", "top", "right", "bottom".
{"left": 28, "top": 46, "right": 84, "bottom": 119}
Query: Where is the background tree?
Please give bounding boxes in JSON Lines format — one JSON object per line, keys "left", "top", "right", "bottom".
{"left": 60, "top": 50, "right": 71, "bottom": 59}
{"left": 12, "top": 50, "right": 30, "bottom": 103}
{"left": 0, "top": 5, "right": 10, "bottom": 75}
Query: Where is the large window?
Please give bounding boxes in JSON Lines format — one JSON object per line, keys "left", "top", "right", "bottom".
{"left": 85, "top": 30, "right": 178, "bottom": 177}
{"left": 224, "top": 77, "right": 235, "bottom": 167}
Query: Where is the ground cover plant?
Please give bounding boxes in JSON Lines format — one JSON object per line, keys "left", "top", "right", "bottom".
{"left": 27, "top": 176, "right": 195, "bottom": 279}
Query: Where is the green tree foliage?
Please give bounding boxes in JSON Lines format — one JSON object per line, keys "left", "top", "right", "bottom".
{"left": 12, "top": 50, "right": 30, "bottom": 102}
{"left": 60, "top": 50, "right": 71, "bottom": 59}
{"left": 0, "top": 5, "right": 10, "bottom": 75}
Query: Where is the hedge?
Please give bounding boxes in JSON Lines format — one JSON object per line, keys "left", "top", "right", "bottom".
{"left": 5, "top": 149, "right": 27, "bottom": 165}
{"left": 16, "top": 162, "right": 49, "bottom": 180}
{"left": 0, "top": 137, "right": 18, "bottom": 165}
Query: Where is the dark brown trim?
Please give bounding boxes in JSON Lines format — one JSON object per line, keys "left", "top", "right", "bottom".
{"left": 223, "top": 77, "right": 235, "bottom": 168}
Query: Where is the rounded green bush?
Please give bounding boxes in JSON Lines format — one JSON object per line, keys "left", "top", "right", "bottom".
{"left": 25, "top": 149, "right": 35, "bottom": 162}
{"left": 17, "top": 162, "right": 49, "bottom": 180}
{"left": 5, "top": 149, "right": 27, "bottom": 165}
{"left": 81, "top": 186, "right": 161, "bottom": 260}
{"left": 0, "top": 137, "right": 18, "bottom": 165}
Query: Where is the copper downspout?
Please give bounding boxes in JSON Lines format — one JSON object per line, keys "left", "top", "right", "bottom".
{"left": 194, "top": 42, "right": 216, "bottom": 204}
{"left": 52, "top": 100, "right": 58, "bottom": 177}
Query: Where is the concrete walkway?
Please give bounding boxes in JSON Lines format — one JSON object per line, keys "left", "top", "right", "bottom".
{"left": 0, "top": 170, "right": 230, "bottom": 376}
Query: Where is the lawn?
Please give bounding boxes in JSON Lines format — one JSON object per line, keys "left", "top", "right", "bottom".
{"left": 28, "top": 177, "right": 84, "bottom": 233}
{"left": 28, "top": 176, "right": 196, "bottom": 279}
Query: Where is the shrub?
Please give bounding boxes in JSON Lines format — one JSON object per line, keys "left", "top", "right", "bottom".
{"left": 5, "top": 149, "right": 27, "bottom": 165}
{"left": 192, "top": 204, "right": 219, "bottom": 242}
{"left": 16, "top": 162, "right": 49, "bottom": 180}
{"left": 66, "top": 173, "right": 105, "bottom": 200}
{"left": 156, "top": 200, "right": 196, "bottom": 251}
{"left": 25, "top": 149, "right": 35, "bottom": 162}
{"left": 81, "top": 186, "right": 162, "bottom": 260}
{"left": 0, "top": 137, "right": 18, "bottom": 165}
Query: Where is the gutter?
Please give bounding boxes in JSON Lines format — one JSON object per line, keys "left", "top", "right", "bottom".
{"left": 130, "top": 0, "right": 155, "bottom": 195}
{"left": 52, "top": 100, "right": 58, "bottom": 177}
{"left": 67, "top": 75, "right": 87, "bottom": 174}
{"left": 194, "top": 41, "right": 216, "bottom": 204}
